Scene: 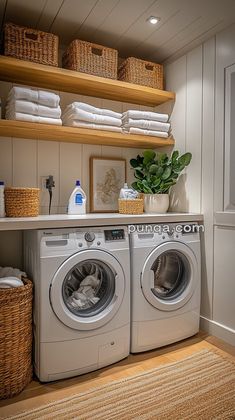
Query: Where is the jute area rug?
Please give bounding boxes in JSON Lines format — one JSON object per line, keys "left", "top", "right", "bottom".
{"left": 4, "top": 349, "right": 235, "bottom": 420}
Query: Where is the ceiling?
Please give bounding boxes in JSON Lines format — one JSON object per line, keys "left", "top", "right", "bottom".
{"left": 1, "top": 0, "right": 235, "bottom": 63}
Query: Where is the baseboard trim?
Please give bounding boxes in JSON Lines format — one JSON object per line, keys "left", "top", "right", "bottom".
{"left": 200, "top": 316, "right": 235, "bottom": 346}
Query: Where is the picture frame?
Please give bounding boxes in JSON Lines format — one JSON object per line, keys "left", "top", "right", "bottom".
{"left": 90, "top": 157, "right": 126, "bottom": 213}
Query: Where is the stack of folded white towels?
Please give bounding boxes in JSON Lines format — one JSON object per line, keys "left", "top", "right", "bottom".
{"left": 122, "top": 109, "right": 170, "bottom": 138}
{"left": 5, "top": 86, "right": 62, "bottom": 125}
{"left": 62, "top": 102, "right": 122, "bottom": 132}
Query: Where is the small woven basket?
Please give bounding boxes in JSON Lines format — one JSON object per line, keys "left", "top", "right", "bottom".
{"left": 4, "top": 22, "right": 59, "bottom": 66}
{"left": 0, "top": 278, "right": 33, "bottom": 399}
{"left": 5, "top": 187, "right": 40, "bottom": 217}
{"left": 63, "top": 39, "right": 118, "bottom": 79}
{"left": 118, "top": 57, "right": 163, "bottom": 89}
{"left": 118, "top": 198, "right": 144, "bottom": 214}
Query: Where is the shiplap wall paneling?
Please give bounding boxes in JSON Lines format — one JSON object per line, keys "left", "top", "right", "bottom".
{"left": 165, "top": 55, "right": 187, "bottom": 212}
{"left": 0, "top": 137, "right": 12, "bottom": 186}
{"left": 200, "top": 37, "right": 216, "bottom": 319}
{"left": 185, "top": 45, "right": 202, "bottom": 213}
{"left": 12, "top": 138, "right": 37, "bottom": 187}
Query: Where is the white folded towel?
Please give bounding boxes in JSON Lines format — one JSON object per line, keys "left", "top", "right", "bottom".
{"left": 6, "top": 111, "right": 62, "bottom": 125}
{"left": 0, "top": 277, "right": 24, "bottom": 288}
{"left": 122, "top": 118, "right": 170, "bottom": 132}
{"left": 66, "top": 102, "right": 122, "bottom": 119}
{"left": 9, "top": 87, "right": 60, "bottom": 107}
{"left": 62, "top": 108, "right": 121, "bottom": 127}
{"left": 6, "top": 100, "right": 61, "bottom": 119}
{"left": 0, "top": 267, "right": 26, "bottom": 279}
{"left": 123, "top": 127, "right": 169, "bottom": 138}
{"left": 64, "top": 120, "right": 122, "bottom": 132}
{"left": 122, "top": 110, "right": 169, "bottom": 123}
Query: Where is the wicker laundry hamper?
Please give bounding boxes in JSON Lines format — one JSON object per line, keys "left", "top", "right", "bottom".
{"left": 4, "top": 22, "right": 59, "bottom": 66}
{"left": 5, "top": 187, "right": 40, "bottom": 217}
{"left": 63, "top": 39, "right": 118, "bottom": 79}
{"left": 118, "top": 57, "right": 164, "bottom": 89}
{"left": 0, "top": 278, "right": 33, "bottom": 399}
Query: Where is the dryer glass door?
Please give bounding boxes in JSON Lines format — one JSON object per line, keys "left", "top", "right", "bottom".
{"left": 141, "top": 242, "right": 198, "bottom": 311}
{"left": 50, "top": 249, "right": 125, "bottom": 330}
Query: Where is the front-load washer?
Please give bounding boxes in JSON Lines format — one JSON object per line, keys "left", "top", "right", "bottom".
{"left": 24, "top": 226, "right": 130, "bottom": 381}
{"left": 129, "top": 223, "right": 201, "bottom": 353}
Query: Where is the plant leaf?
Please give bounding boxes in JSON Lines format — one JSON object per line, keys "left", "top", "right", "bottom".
{"left": 130, "top": 158, "right": 138, "bottom": 168}
{"left": 178, "top": 152, "right": 192, "bottom": 167}
{"left": 162, "top": 167, "right": 172, "bottom": 180}
{"left": 143, "top": 150, "right": 156, "bottom": 165}
{"left": 149, "top": 164, "right": 158, "bottom": 174}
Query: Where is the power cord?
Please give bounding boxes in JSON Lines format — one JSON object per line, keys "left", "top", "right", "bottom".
{"left": 46, "top": 175, "right": 55, "bottom": 215}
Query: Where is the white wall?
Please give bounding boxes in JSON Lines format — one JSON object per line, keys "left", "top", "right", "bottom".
{"left": 165, "top": 23, "right": 235, "bottom": 346}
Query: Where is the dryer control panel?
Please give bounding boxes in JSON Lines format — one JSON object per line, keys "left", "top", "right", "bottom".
{"left": 104, "top": 229, "right": 125, "bottom": 241}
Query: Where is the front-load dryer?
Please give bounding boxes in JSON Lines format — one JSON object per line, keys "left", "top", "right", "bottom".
{"left": 129, "top": 223, "right": 201, "bottom": 353}
{"left": 24, "top": 226, "right": 130, "bottom": 381}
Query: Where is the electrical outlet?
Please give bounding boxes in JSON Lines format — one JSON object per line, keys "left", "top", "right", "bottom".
{"left": 41, "top": 176, "right": 55, "bottom": 190}
{"left": 41, "top": 176, "right": 48, "bottom": 190}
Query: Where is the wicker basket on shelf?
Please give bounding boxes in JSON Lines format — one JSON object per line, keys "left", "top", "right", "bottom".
{"left": 0, "top": 278, "right": 33, "bottom": 399}
{"left": 118, "top": 198, "right": 144, "bottom": 214}
{"left": 4, "top": 22, "right": 59, "bottom": 66}
{"left": 118, "top": 57, "right": 163, "bottom": 89}
{"left": 5, "top": 187, "right": 40, "bottom": 217}
{"left": 63, "top": 39, "right": 118, "bottom": 79}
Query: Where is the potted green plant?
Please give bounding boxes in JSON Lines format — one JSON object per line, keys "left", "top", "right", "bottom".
{"left": 130, "top": 150, "right": 192, "bottom": 213}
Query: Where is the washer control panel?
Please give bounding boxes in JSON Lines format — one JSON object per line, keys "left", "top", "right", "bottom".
{"left": 104, "top": 229, "right": 125, "bottom": 241}
{"left": 84, "top": 232, "right": 95, "bottom": 242}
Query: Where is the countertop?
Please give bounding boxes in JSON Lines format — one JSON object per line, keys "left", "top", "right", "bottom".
{"left": 0, "top": 212, "right": 203, "bottom": 231}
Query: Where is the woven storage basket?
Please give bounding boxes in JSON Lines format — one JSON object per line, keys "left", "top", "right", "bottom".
{"left": 5, "top": 187, "right": 40, "bottom": 217}
{"left": 118, "top": 57, "right": 163, "bottom": 89}
{"left": 0, "top": 278, "right": 33, "bottom": 399}
{"left": 118, "top": 198, "right": 144, "bottom": 214}
{"left": 4, "top": 22, "right": 59, "bottom": 66}
{"left": 63, "top": 39, "right": 118, "bottom": 79}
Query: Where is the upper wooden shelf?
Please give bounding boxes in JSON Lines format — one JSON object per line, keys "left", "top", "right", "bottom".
{"left": 0, "top": 120, "right": 174, "bottom": 148}
{"left": 0, "top": 56, "right": 175, "bottom": 107}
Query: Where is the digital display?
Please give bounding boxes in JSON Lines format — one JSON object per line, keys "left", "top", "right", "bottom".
{"left": 104, "top": 229, "right": 125, "bottom": 241}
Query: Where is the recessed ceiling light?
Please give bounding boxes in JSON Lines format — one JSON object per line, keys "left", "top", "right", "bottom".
{"left": 147, "top": 16, "right": 160, "bottom": 25}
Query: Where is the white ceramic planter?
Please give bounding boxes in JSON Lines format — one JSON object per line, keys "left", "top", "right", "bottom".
{"left": 144, "top": 193, "right": 169, "bottom": 213}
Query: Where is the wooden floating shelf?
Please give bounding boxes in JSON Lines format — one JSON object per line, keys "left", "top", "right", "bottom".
{"left": 0, "top": 56, "right": 175, "bottom": 107}
{"left": 0, "top": 120, "right": 174, "bottom": 148}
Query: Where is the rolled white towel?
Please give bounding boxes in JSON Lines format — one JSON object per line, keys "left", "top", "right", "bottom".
{"left": 0, "top": 277, "right": 24, "bottom": 288}
{"left": 122, "top": 118, "right": 170, "bottom": 132}
{"left": 123, "top": 127, "right": 169, "bottom": 138}
{"left": 6, "top": 111, "right": 62, "bottom": 125}
{"left": 8, "top": 86, "right": 60, "bottom": 107}
{"left": 63, "top": 119, "right": 122, "bottom": 132}
{"left": 0, "top": 267, "right": 26, "bottom": 279}
{"left": 62, "top": 108, "right": 121, "bottom": 127}
{"left": 122, "top": 110, "right": 169, "bottom": 123}
{"left": 6, "top": 99, "right": 61, "bottom": 119}
{"left": 66, "top": 102, "right": 122, "bottom": 119}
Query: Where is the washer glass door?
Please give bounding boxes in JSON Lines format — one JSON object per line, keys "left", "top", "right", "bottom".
{"left": 50, "top": 249, "right": 125, "bottom": 330}
{"left": 141, "top": 242, "right": 198, "bottom": 311}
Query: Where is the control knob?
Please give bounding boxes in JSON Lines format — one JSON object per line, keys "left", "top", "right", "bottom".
{"left": 84, "top": 232, "right": 95, "bottom": 242}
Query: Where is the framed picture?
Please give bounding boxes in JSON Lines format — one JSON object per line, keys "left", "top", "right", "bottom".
{"left": 90, "top": 157, "right": 126, "bottom": 212}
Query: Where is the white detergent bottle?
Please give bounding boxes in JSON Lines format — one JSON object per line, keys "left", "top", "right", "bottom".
{"left": 68, "top": 180, "right": 86, "bottom": 215}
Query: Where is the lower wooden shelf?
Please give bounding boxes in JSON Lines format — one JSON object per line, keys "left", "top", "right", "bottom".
{"left": 0, "top": 120, "right": 174, "bottom": 148}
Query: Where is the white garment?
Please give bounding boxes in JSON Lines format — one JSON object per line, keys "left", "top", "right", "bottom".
{"left": 122, "top": 110, "right": 169, "bottom": 123}
{"left": 122, "top": 118, "right": 170, "bottom": 132}
{"left": 9, "top": 86, "right": 60, "bottom": 107}
{"left": 64, "top": 120, "right": 122, "bottom": 132}
{"left": 6, "top": 111, "right": 62, "bottom": 125}
{"left": 0, "top": 277, "right": 24, "bottom": 288}
{"left": 66, "top": 102, "right": 122, "bottom": 118}
{"left": 6, "top": 99, "right": 61, "bottom": 119}
{"left": 0, "top": 267, "right": 26, "bottom": 279}
{"left": 123, "top": 127, "right": 169, "bottom": 138}
{"left": 63, "top": 108, "right": 122, "bottom": 126}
